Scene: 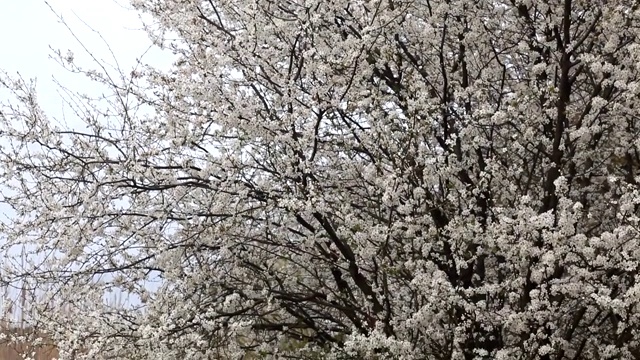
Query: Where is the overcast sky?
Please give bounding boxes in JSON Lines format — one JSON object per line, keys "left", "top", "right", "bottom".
{"left": 0, "top": 0, "right": 173, "bottom": 119}
{"left": 0, "top": 0, "right": 175, "bottom": 313}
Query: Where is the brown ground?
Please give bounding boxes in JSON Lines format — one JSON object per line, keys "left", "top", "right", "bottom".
{"left": 0, "top": 328, "right": 58, "bottom": 360}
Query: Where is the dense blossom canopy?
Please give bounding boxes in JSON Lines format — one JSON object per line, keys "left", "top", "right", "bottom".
{"left": 2, "top": 0, "right": 640, "bottom": 359}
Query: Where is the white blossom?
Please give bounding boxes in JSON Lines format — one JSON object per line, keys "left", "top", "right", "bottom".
{"left": 0, "top": 0, "right": 640, "bottom": 359}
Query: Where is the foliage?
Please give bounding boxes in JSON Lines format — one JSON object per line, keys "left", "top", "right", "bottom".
{"left": 2, "top": 0, "right": 640, "bottom": 359}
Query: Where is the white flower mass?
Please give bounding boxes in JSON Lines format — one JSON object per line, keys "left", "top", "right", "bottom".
{"left": 1, "top": 0, "right": 640, "bottom": 359}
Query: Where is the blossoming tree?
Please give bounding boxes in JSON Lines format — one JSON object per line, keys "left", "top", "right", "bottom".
{"left": 1, "top": 0, "right": 640, "bottom": 359}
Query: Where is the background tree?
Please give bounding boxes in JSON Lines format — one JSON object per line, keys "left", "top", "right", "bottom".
{"left": 1, "top": 0, "right": 640, "bottom": 359}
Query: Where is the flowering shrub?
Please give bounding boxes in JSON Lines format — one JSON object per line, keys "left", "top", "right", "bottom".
{"left": 2, "top": 0, "right": 640, "bottom": 359}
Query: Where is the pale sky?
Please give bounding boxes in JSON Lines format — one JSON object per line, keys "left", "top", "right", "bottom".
{"left": 0, "top": 0, "right": 175, "bottom": 315}
{"left": 0, "top": 0, "right": 173, "bottom": 120}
